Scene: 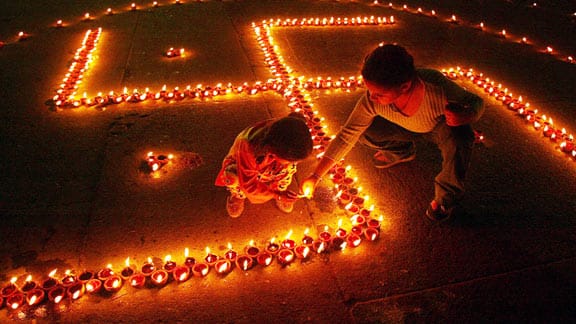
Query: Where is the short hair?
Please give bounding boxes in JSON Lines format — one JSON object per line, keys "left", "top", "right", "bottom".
{"left": 361, "top": 44, "right": 416, "bottom": 88}
{"left": 263, "top": 113, "right": 313, "bottom": 162}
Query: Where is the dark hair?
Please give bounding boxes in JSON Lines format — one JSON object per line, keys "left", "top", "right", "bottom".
{"left": 262, "top": 113, "right": 313, "bottom": 162}
{"left": 361, "top": 44, "right": 416, "bottom": 88}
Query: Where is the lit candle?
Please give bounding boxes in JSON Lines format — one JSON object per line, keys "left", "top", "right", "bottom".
{"left": 214, "top": 259, "right": 232, "bottom": 275}
{"left": 85, "top": 278, "right": 102, "bottom": 293}
{"left": 245, "top": 241, "right": 260, "bottom": 258}
{"left": 294, "top": 245, "right": 311, "bottom": 259}
{"left": 129, "top": 273, "right": 146, "bottom": 288}
{"left": 346, "top": 233, "right": 362, "bottom": 248}
{"left": 103, "top": 274, "right": 123, "bottom": 292}
{"left": 204, "top": 247, "right": 219, "bottom": 266}
{"left": 235, "top": 255, "right": 254, "bottom": 271}
{"left": 107, "top": 8, "right": 113, "bottom": 15}
{"left": 225, "top": 243, "right": 238, "bottom": 262}
{"left": 41, "top": 270, "right": 58, "bottom": 291}
{"left": 319, "top": 225, "right": 332, "bottom": 243}
{"left": 256, "top": 251, "right": 273, "bottom": 266}
{"left": 311, "top": 240, "right": 327, "bottom": 253}
{"left": 302, "top": 228, "right": 314, "bottom": 246}
{"left": 191, "top": 263, "right": 210, "bottom": 277}
{"left": 163, "top": 255, "right": 177, "bottom": 273}
{"left": 331, "top": 236, "right": 347, "bottom": 251}
{"left": 141, "top": 257, "right": 155, "bottom": 276}
{"left": 56, "top": 20, "right": 63, "bottom": 28}
{"left": 150, "top": 269, "right": 169, "bottom": 286}
{"left": 26, "top": 288, "right": 45, "bottom": 306}
{"left": 120, "top": 257, "right": 135, "bottom": 280}
{"left": 7, "top": 292, "right": 24, "bottom": 310}
{"left": 281, "top": 230, "right": 296, "bottom": 250}
{"left": 364, "top": 227, "right": 380, "bottom": 241}
{"left": 335, "top": 219, "right": 347, "bottom": 238}
{"left": 96, "top": 264, "right": 115, "bottom": 281}
{"left": 170, "top": 265, "right": 189, "bottom": 283}
{"left": 17, "top": 31, "right": 28, "bottom": 41}
{"left": 265, "top": 238, "right": 280, "bottom": 255}
{"left": 78, "top": 270, "right": 94, "bottom": 283}
{"left": 184, "top": 248, "right": 196, "bottom": 267}
{"left": 276, "top": 249, "right": 295, "bottom": 265}
{"left": 1, "top": 277, "right": 18, "bottom": 298}
{"left": 68, "top": 282, "right": 84, "bottom": 300}
{"left": 21, "top": 275, "right": 37, "bottom": 293}
{"left": 48, "top": 285, "right": 66, "bottom": 303}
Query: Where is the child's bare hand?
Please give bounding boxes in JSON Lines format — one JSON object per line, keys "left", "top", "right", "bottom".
{"left": 299, "top": 174, "right": 321, "bottom": 198}
{"left": 276, "top": 190, "right": 299, "bottom": 202}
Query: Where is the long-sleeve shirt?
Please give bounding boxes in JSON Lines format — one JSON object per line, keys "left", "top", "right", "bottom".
{"left": 324, "top": 68, "right": 484, "bottom": 162}
{"left": 215, "top": 120, "right": 297, "bottom": 204}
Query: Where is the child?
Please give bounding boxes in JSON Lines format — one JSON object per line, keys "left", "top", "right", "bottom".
{"left": 215, "top": 113, "right": 313, "bottom": 217}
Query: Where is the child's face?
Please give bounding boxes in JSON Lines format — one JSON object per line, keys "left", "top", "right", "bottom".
{"left": 365, "top": 80, "right": 405, "bottom": 105}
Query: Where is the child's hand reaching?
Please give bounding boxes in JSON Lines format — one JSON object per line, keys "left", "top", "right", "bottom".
{"left": 276, "top": 190, "right": 299, "bottom": 202}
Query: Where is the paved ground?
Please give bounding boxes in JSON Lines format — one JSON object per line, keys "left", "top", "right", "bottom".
{"left": 1, "top": 0, "right": 575, "bottom": 323}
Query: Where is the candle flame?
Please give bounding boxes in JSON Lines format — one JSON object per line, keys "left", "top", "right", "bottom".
{"left": 73, "top": 289, "right": 81, "bottom": 299}
{"left": 227, "top": 242, "right": 233, "bottom": 250}
{"left": 165, "top": 255, "right": 172, "bottom": 262}
{"left": 285, "top": 229, "right": 293, "bottom": 239}
{"left": 270, "top": 237, "right": 276, "bottom": 244}
{"left": 304, "top": 227, "right": 310, "bottom": 235}
{"left": 131, "top": 279, "right": 138, "bottom": 286}
{"left": 179, "top": 272, "right": 187, "bottom": 281}
{"left": 113, "top": 278, "right": 120, "bottom": 288}
{"left": 25, "top": 275, "right": 32, "bottom": 282}
{"left": 218, "top": 262, "right": 229, "bottom": 273}
{"left": 29, "top": 295, "right": 37, "bottom": 305}
{"left": 125, "top": 257, "right": 130, "bottom": 267}
{"left": 338, "top": 218, "right": 343, "bottom": 228}
{"left": 249, "top": 240, "right": 255, "bottom": 246}
{"left": 205, "top": 247, "right": 211, "bottom": 255}
{"left": 107, "top": 264, "right": 112, "bottom": 269}
{"left": 185, "top": 247, "right": 189, "bottom": 257}
{"left": 147, "top": 257, "right": 152, "bottom": 264}
{"left": 10, "top": 277, "right": 17, "bottom": 284}
{"left": 86, "top": 283, "right": 94, "bottom": 292}
{"left": 55, "top": 295, "right": 63, "bottom": 304}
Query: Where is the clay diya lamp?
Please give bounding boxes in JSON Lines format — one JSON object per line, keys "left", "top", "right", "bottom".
{"left": 48, "top": 285, "right": 67, "bottom": 304}
{"left": 265, "top": 240, "right": 280, "bottom": 255}
{"left": 68, "top": 282, "right": 84, "bottom": 300}
{"left": 256, "top": 252, "right": 273, "bottom": 266}
{"left": 20, "top": 276, "right": 37, "bottom": 293}
{"left": 277, "top": 249, "right": 295, "bottom": 265}
{"left": 96, "top": 265, "right": 115, "bottom": 281}
{"left": 172, "top": 266, "right": 190, "bottom": 283}
{"left": 364, "top": 227, "right": 380, "bottom": 241}
{"left": 214, "top": 259, "right": 232, "bottom": 275}
{"left": 294, "top": 245, "right": 311, "bottom": 260}
{"left": 61, "top": 272, "right": 77, "bottom": 288}
{"left": 103, "top": 275, "right": 123, "bottom": 293}
{"left": 78, "top": 270, "right": 95, "bottom": 284}
{"left": 25, "top": 288, "right": 45, "bottom": 306}
{"left": 1, "top": 279, "right": 18, "bottom": 298}
{"left": 141, "top": 258, "right": 155, "bottom": 277}
{"left": 346, "top": 233, "right": 362, "bottom": 248}
{"left": 191, "top": 263, "right": 210, "bottom": 277}
{"left": 331, "top": 237, "right": 347, "bottom": 251}
{"left": 85, "top": 279, "right": 102, "bottom": 294}
{"left": 6, "top": 292, "right": 25, "bottom": 310}
{"left": 235, "top": 255, "right": 254, "bottom": 271}
{"left": 150, "top": 270, "right": 169, "bottom": 287}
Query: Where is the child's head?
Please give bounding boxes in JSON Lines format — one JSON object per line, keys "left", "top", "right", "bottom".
{"left": 361, "top": 44, "right": 416, "bottom": 88}
{"left": 263, "top": 113, "right": 313, "bottom": 162}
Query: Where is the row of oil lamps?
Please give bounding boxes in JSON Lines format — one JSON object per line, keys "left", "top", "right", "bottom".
{"left": 443, "top": 67, "right": 575, "bottom": 160}
{"left": 0, "top": 216, "right": 382, "bottom": 311}
{"left": 373, "top": 1, "right": 575, "bottom": 64}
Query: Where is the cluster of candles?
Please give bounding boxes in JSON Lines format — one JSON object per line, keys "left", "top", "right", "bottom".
{"left": 443, "top": 67, "right": 575, "bottom": 160}
{"left": 165, "top": 47, "right": 185, "bottom": 58}
{"left": 261, "top": 15, "right": 395, "bottom": 27}
{"left": 373, "top": 2, "right": 574, "bottom": 64}
{"left": 146, "top": 151, "right": 174, "bottom": 172}
{"left": 52, "top": 28, "right": 102, "bottom": 108}
{"left": 0, "top": 219, "right": 382, "bottom": 309}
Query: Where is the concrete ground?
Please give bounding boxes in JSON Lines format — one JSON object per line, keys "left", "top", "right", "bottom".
{"left": 1, "top": 0, "right": 575, "bottom": 323}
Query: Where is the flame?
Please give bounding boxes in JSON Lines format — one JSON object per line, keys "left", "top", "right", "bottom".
{"left": 201, "top": 267, "right": 209, "bottom": 276}
{"left": 131, "top": 279, "right": 139, "bottom": 286}
{"left": 107, "top": 263, "right": 112, "bottom": 270}
{"left": 179, "top": 272, "right": 187, "bottom": 281}
{"left": 29, "top": 295, "right": 37, "bottom": 305}
{"left": 73, "top": 290, "right": 81, "bottom": 299}
{"left": 10, "top": 277, "right": 17, "bottom": 284}
{"left": 55, "top": 295, "right": 63, "bottom": 304}
{"left": 86, "top": 283, "right": 94, "bottom": 292}
{"left": 317, "top": 242, "right": 326, "bottom": 253}
{"left": 11, "top": 302, "right": 19, "bottom": 309}
{"left": 249, "top": 240, "right": 255, "bottom": 246}
{"left": 304, "top": 227, "right": 310, "bottom": 235}
{"left": 242, "top": 259, "right": 249, "bottom": 270}
{"left": 165, "top": 255, "right": 172, "bottom": 262}
{"left": 218, "top": 262, "right": 229, "bottom": 273}
{"left": 285, "top": 229, "right": 293, "bottom": 239}
{"left": 125, "top": 257, "right": 130, "bottom": 267}
{"left": 184, "top": 247, "right": 189, "bottom": 258}
{"left": 25, "top": 275, "right": 32, "bottom": 282}
{"left": 301, "top": 246, "right": 310, "bottom": 258}
{"left": 147, "top": 257, "right": 153, "bottom": 264}
{"left": 205, "top": 247, "right": 211, "bottom": 255}
{"left": 112, "top": 278, "right": 120, "bottom": 288}
{"left": 345, "top": 202, "right": 354, "bottom": 210}
{"left": 270, "top": 237, "right": 276, "bottom": 244}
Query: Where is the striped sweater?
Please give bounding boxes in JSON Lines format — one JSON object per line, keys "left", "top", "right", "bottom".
{"left": 324, "top": 68, "right": 484, "bottom": 162}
